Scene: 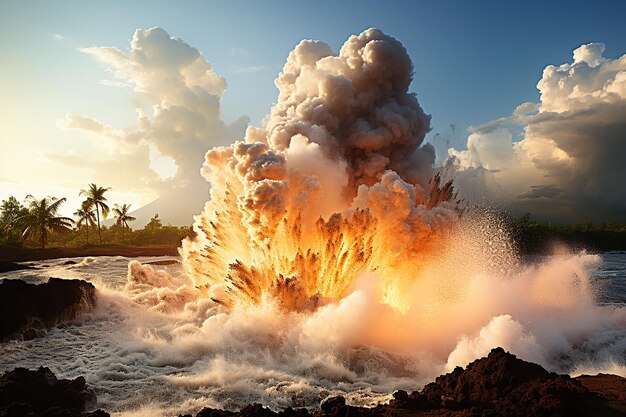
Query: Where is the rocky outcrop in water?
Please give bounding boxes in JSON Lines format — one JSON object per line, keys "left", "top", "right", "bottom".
{"left": 0, "top": 261, "right": 35, "bottom": 273}
{"left": 389, "top": 346, "right": 621, "bottom": 416}
{"left": 0, "top": 278, "right": 96, "bottom": 341}
{"left": 0, "top": 367, "right": 108, "bottom": 417}
{"left": 0, "top": 245, "right": 179, "bottom": 262}
{"left": 179, "top": 348, "right": 626, "bottom": 417}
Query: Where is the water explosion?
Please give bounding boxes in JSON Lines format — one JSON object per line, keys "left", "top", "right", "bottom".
{"left": 118, "top": 28, "right": 625, "bottom": 412}
{"left": 180, "top": 29, "right": 463, "bottom": 312}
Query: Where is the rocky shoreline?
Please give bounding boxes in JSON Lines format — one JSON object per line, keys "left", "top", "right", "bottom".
{"left": 0, "top": 278, "right": 96, "bottom": 341}
{"left": 1, "top": 348, "right": 624, "bottom": 417}
{"left": 0, "top": 367, "right": 107, "bottom": 417}
{"left": 0, "top": 279, "right": 624, "bottom": 416}
{"left": 0, "top": 244, "right": 179, "bottom": 264}
{"left": 178, "top": 348, "right": 626, "bottom": 417}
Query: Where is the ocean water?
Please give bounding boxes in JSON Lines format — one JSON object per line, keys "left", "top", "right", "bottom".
{"left": 1, "top": 252, "right": 625, "bottom": 416}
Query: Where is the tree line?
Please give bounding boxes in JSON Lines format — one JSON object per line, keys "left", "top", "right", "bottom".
{"left": 0, "top": 183, "right": 192, "bottom": 249}
{"left": 508, "top": 213, "right": 626, "bottom": 253}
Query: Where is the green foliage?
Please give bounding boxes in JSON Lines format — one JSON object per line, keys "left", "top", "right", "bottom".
{"left": 45, "top": 220, "right": 193, "bottom": 248}
{"left": 20, "top": 196, "right": 74, "bottom": 249}
{"left": 80, "top": 183, "right": 111, "bottom": 244}
{"left": 0, "top": 197, "right": 29, "bottom": 246}
{"left": 0, "top": 192, "right": 193, "bottom": 250}
{"left": 509, "top": 212, "right": 626, "bottom": 253}
{"left": 113, "top": 203, "right": 136, "bottom": 232}
{"left": 145, "top": 213, "right": 163, "bottom": 231}
{"left": 74, "top": 200, "right": 96, "bottom": 244}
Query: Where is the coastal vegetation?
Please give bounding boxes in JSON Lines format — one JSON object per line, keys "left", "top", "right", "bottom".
{"left": 0, "top": 185, "right": 192, "bottom": 249}
{"left": 19, "top": 196, "right": 74, "bottom": 249}
{"left": 1, "top": 188, "right": 625, "bottom": 252}
{"left": 79, "top": 183, "right": 111, "bottom": 244}
{"left": 509, "top": 212, "right": 626, "bottom": 253}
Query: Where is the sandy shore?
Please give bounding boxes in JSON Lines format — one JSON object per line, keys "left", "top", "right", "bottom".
{"left": 0, "top": 245, "right": 179, "bottom": 263}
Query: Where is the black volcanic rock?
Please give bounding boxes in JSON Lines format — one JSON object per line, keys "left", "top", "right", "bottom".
{"left": 0, "top": 367, "right": 109, "bottom": 417}
{"left": 387, "top": 347, "right": 623, "bottom": 417}
{"left": 0, "top": 261, "right": 36, "bottom": 273}
{"left": 319, "top": 396, "right": 345, "bottom": 415}
{"left": 185, "top": 404, "right": 312, "bottom": 417}
{"left": 147, "top": 259, "right": 180, "bottom": 266}
{"left": 182, "top": 348, "right": 626, "bottom": 417}
{"left": 1, "top": 348, "right": 623, "bottom": 417}
{"left": 0, "top": 278, "right": 96, "bottom": 341}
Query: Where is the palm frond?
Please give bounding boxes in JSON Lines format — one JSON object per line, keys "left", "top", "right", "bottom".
{"left": 99, "top": 202, "right": 110, "bottom": 218}
{"left": 47, "top": 197, "right": 67, "bottom": 215}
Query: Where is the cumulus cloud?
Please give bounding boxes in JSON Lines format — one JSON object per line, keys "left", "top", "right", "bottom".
{"left": 51, "top": 27, "right": 249, "bottom": 224}
{"left": 448, "top": 43, "right": 626, "bottom": 223}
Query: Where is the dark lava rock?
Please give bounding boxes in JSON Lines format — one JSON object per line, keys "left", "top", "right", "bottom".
{"left": 320, "top": 396, "right": 345, "bottom": 414}
{"left": 147, "top": 259, "right": 181, "bottom": 266}
{"left": 184, "top": 348, "right": 626, "bottom": 417}
{"left": 386, "top": 347, "right": 624, "bottom": 417}
{"left": 0, "top": 261, "right": 36, "bottom": 273}
{"left": 575, "top": 373, "right": 626, "bottom": 415}
{"left": 0, "top": 367, "right": 109, "bottom": 417}
{"left": 0, "top": 278, "right": 96, "bottom": 341}
{"left": 185, "top": 405, "right": 311, "bottom": 417}
{"left": 63, "top": 260, "right": 78, "bottom": 265}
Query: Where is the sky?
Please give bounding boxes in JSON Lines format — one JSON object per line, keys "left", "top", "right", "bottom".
{"left": 1, "top": 0, "right": 625, "bottom": 224}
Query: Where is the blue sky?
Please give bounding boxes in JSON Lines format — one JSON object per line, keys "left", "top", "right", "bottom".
{"left": 4, "top": 1, "right": 625, "bottom": 133}
{"left": 1, "top": 0, "right": 625, "bottom": 221}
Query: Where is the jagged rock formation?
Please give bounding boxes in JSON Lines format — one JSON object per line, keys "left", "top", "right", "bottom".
{"left": 0, "top": 278, "right": 96, "bottom": 341}
{"left": 0, "top": 261, "right": 35, "bottom": 273}
{"left": 179, "top": 348, "right": 626, "bottom": 417}
{"left": 0, "top": 367, "right": 108, "bottom": 417}
{"left": 1, "top": 349, "right": 623, "bottom": 417}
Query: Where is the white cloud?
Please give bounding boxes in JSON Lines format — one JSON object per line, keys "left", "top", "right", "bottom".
{"left": 49, "top": 27, "right": 249, "bottom": 224}
{"left": 55, "top": 27, "right": 249, "bottom": 186}
{"left": 448, "top": 43, "right": 626, "bottom": 223}
{"left": 52, "top": 33, "right": 64, "bottom": 42}
{"left": 58, "top": 114, "right": 108, "bottom": 133}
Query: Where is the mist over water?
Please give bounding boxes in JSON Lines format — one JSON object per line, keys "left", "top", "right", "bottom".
{"left": 1, "top": 248, "right": 625, "bottom": 416}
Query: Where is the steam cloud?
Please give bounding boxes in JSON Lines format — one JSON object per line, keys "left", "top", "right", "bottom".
{"left": 448, "top": 43, "right": 626, "bottom": 222}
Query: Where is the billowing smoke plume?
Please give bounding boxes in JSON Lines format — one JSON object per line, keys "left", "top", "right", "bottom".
{"left": 448, "top": 43, "right": 626, "bottom": 223}
{"left": 181, "top": 28, "right": 460, "bottom": 311}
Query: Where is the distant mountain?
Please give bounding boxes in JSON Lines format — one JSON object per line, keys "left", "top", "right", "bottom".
{"left": 105, "top": 186, "right": 209, "bottom": 228}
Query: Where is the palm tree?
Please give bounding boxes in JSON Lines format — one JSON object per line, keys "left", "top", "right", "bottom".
{"left": 21, "top": 196, "right": 74, "bottom": 249}
{"left": 113, "top": 203, "right": 136, "bottom": 237}
{"left": 74, "top": 200, "right": 96, "bottom": 243}
{"left": 80, "top": 183, "right": 111, "bottom": 244}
